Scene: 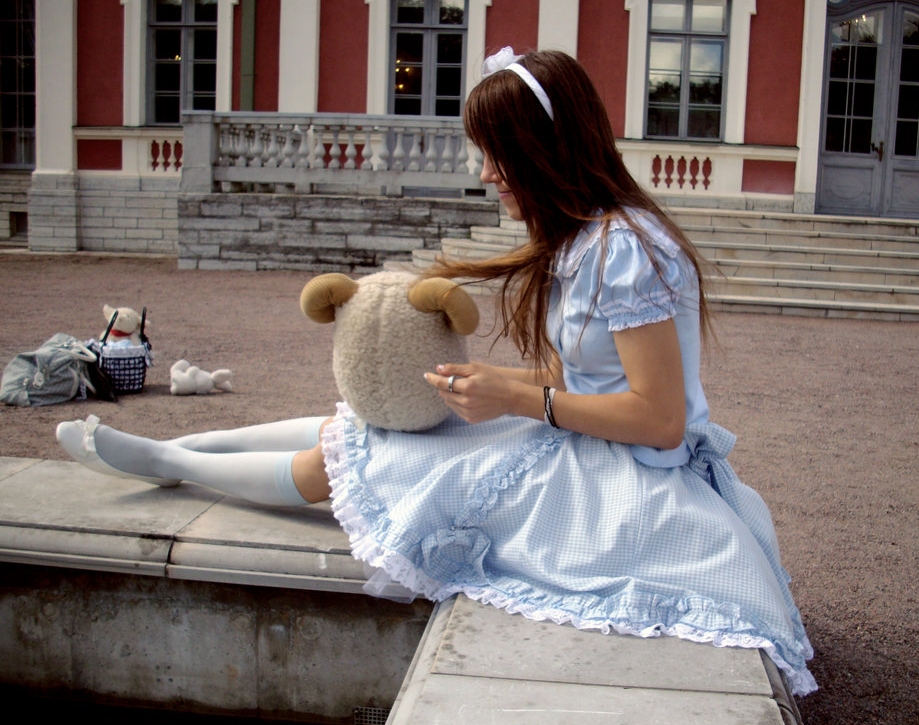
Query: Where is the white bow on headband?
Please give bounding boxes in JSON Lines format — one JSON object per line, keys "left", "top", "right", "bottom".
{"left": 482, "top": 47, "right": 554, "bottom": 121}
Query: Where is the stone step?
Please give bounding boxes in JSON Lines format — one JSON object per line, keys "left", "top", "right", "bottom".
{"left": 668, "top": 207, "right": 919, "bottom": 239}
{"left": 696, "top": 241, "right": 919, "bottom": 271}
{"left": 712, "top": 259, "right": 919, "bottom": 288}
{"left": 708, "top": 276, "right": 919, "bottom": 307}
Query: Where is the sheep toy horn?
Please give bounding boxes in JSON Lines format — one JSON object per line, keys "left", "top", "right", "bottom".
{"left": 408, "top": 278, "right": 479, "bottom": 335}
{"left": 300, "top": 273, "right": 359, "bottom": 323}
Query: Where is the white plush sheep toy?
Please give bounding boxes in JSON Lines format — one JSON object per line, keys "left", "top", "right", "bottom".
{"left": 300, "top": 270, "right": 479, "bottom": 432}
{"left": 170, "top": 359, "right": 233, "bottom": 395}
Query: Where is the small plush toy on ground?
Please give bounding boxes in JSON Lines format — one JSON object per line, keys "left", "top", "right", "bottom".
{"left": 300, "top": 270, "right": 479, "bottom": 431}
{"left": 170, "top": 359, "right": 233, "bottom": 395}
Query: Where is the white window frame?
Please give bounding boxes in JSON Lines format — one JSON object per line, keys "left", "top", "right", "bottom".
{"left": 624, "top": 0, "right": 755, "bottom": 143}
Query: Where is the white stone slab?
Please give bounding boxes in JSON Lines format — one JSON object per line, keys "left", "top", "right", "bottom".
{"left": 402, "top": 673, "right": 784, "bottom": 725}
{"left": 434, "top": 595, "right": 774, "bottom": 695}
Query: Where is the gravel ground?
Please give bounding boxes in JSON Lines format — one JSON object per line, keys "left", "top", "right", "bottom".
{"left": 1, "top": 252, "right": 918, "bottom": 724}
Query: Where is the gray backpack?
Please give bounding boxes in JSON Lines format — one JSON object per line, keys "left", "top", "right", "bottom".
{"left": 0, "top": 333, "right": 97, "bottom": 407}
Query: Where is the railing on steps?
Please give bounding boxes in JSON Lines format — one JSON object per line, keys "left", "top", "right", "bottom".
{"left": 181, "top": 111, "right": 490, "bottom": 198}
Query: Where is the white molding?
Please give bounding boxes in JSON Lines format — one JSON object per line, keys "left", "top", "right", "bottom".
{"left": 796, "top": 0, "right": 828, "bottom": 200}
{"left": 724, "top": 0, "right": 756, "bottom": 144}
{"left": 538, "top": 0, "right": 579, "bottom": 55}
{"left": 466, "top": 0, "right": 492, "bottom": 93}
{"left": 35, "top": 0, "right": 76, "bottom": 172}
{"left": 216, "top": 0, "right": 239, "bottom": 112}
{"left": 121, "top": 0, "right": 145, "bottom": 126}
{"left": 279, "top": 0, "right": 319, "bottom": 112}
{"left": 624, "top": 0, "right": 756, "bottom": 143}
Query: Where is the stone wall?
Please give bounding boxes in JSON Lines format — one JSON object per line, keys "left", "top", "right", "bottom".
{"left": 0, "top": 171, "right": 32, "bottom": 241}
{"left": 177, "top": 193, "right": 500, "bottom": 272}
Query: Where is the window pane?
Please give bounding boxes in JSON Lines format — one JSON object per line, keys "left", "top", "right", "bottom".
{"left": 395, "top": 64, "right": 423, "bottom": 95}
{"left": 691, "top": 0, "right": 726, "bottom": 33}
{"left": 687, "top": 108, "right": 720, "bottom": 138}
{"left": 20, "top": 57, "right": 35, "bottom": 92}
{"left": 825, "top": 116, "right": 845, "bottom": 151}
{"left": 154, "top": 0, "right": 182, "bottom": 23}
{"left": 649, "top": 39, "right": 682, "bottom": 71}
{"left": 650, "top": 0, "right": 685, "bottom": 31}
{"left": 851, "top": 81, "right": 874, "bottom": 117}
{"left": 192, "top": 93, "right": 215, "bottom": 111}
{"left": 904, "top": 12, "right": 919, "bottom": 45}
{"left": 902, "top": 48, "right": 919, "bottom": 82}
{"left": 154, "top": 95, "right": 180, "bottom": 124}
{"left": 194, "top": 28, "right": 217, "bottom": 60}
{"left": 396, "top": 0, "right": 425, "bottom": 24}
{"left": 436, "top": 65, "right": 461, "bottom": 94}
{"left": 899, "top": 84, "right": 919, "bottom": 119}
{"left": 193, "top": 62, "right": 215, "bottom": 92}
{"left": 829, "top": 46, "right": 850, "bottom": 79}
{"left": 194, "top": 0, "right": 217, "bottom": 23}
{"left": 690, "top": 40, "right": 722, "bottom": 73}
{"left": 649, "top": 73, "right": 681, "bottom": 102}
{"left": 647, "top": 107, "right": 679, "bottom": 136}
{"left": 826, "top": 80, "right": 849, "bottom": 115}
{"left": 853, "top": 45, "right": 877, "bottom": 80}
{"left": 439, "top": 0, "right": 464, "bottom": 25}
{"left": 394, "top": 97, "right": 422, "bottom": 114}
{"left": 435, "top": 98, "right": 460, "bottom": 116}
{"left": 155, "top": 62, "right": 181, "bottom": 91}
{"left": 396, "top": 32, "right": 423, "bottom": 64}
{"left": 849, "top": 118, "right": 872, "bottom": 153}
{"left": 437, "top": 33, "right": 462, "bottom": 63}
{"left": 20, "top": 91, "right": 33, "bottom": 126}
{"left": 689, "top": 74, "right": 721, "bottom": 104}
{"left": 895, "top": 120, "right": 918, "bottom": 156}
{"left": 154, "top": 29, "right": 181, "bottom": 60}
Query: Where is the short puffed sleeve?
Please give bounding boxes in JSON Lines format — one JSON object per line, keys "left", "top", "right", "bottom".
{"left": 595, "top": 226, "right": 688, "bottom": 332}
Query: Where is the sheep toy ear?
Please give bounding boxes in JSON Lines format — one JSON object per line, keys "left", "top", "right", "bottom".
{"left": 300, "top": 273, "right": 360, "bottom": 323}
{"left": 408, "top": 278, "right": 479, "bottom": 335}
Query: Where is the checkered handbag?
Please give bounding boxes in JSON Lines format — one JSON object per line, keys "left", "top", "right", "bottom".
{"left": 88, "top": 308, "right": 152, "bottom": 395}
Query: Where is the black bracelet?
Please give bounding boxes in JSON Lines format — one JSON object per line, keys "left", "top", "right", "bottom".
{"left": 543, "top": 386, "right": 559, "bottom": 428}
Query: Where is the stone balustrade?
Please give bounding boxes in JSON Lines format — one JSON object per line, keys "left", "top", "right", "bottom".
{"left": 181, "top": 112, "right": 489, "bottom": 198}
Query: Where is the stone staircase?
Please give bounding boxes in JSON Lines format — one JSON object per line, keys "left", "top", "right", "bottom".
{"left": 395, "top": 209, "right": 919, "bottom": 321}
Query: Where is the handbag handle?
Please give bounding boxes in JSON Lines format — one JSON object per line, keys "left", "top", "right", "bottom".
{"left": 101, "top": 310, "right": 119, "bottom": 343}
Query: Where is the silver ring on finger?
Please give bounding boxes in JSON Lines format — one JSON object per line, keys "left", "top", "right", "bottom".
{"left": 447, "top": 375, "right": 457, "bottom": 394}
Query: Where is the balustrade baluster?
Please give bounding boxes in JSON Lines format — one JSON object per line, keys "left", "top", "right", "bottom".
{"left": 441, "top": 132, "right": 455, "bottom": 173}
{"left": 311, "top": 129, "right": 325, "bottom": 169}
{"left": 392, "top": 131, "right": 405, "bottom": 171}
{"left": 407, "top": 129, "right": 422, "bottom": 171}
{"left": 377, "top": 128, "right": 391, "bottom": 171}
{"left": 234, "top": 126, "right": 248, "bottom": 167}
{"left": 424, "top": 131, "right": 438, "bottom": 172}
{"left": 328, "top": 128, "right": 342, "bottom": 170}
{"left": 360, "top": 128, "right": 374, "bottom": 170}
{"left": 249, "top": 127, "right": 264, "bottom": 168}
{"left": 296, "top": 125, "right": 310, "bottom": 168}
{"left": 281, "top": 125, "right": 296, "bottom": 167}
{"left": 344, "top": 129, "right": 357, "bottom": 170}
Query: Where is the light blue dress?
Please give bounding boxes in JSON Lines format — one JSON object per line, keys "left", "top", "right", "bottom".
{"left": 322, "top": 212, "right": 817, "bottom": 696}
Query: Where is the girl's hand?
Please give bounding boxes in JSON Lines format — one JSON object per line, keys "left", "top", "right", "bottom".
{"left": 425, "top": 362, "right": 520, "bottom": 424}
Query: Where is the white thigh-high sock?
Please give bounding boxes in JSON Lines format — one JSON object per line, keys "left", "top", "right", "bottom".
{"left": 94, "top": 426, "right": 309, "bottom": 506}
{"left": 169, "top": 416, "right": 327, "bottom": 453}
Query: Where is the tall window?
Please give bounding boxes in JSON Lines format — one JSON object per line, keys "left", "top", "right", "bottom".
{"left": 0, "top": 0, "right": 35, "bottom": 168}
{"left": 147, "top": 0, "right": 217, "bottom": 125}
{"left": 390, "top": 0, "right": 467, "bottom": 116}
{"left": 646, "top": 0, "right": 728, "bottom": 140}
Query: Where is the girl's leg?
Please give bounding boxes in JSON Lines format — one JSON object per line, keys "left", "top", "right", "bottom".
{"left": 56, "top": 416, "right": 332, "bottom": 506}
{"left": 169, "top": 417, "right": 326, "bottom": 453}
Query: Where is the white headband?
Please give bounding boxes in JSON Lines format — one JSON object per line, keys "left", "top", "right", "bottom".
{"left": 482, "top": 47, "right": 554, "bottom": 121}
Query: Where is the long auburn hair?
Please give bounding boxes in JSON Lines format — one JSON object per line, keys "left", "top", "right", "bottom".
{"left": 425, "top": 50, "right": 712, "bottom": 371}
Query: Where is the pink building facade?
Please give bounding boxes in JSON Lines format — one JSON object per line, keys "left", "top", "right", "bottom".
{"left": 2, "top": 0, "right": 917, "bottom": 253}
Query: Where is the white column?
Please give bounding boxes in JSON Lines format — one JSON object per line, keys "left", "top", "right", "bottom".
{"left": 465, "top": 0, "right": 492, "bottom": 92}
{"left": 794, "top": 0, "right": 828, "bottom": 213}
{"left": 121, "top": 0, "right": 145, "bottom": 126}
{"left": 34, "top": 0, "right": 76, "bottom": 173}
{"left": 216, "top": 0, "right": 239, "bottom": 112}
{"left": 30, "top": 0, "right": 79, "bottom": 251}
{"left": 623, "top": 0, "right": 647, "bottom": 139}
{"left": 537, "top": 0, "right": 579, "bottom": 55}
{"left": 279, "top": 0, "right": 320, "bottom": 112}
{"left": 365, "top": 0, "right": 388, "bottom": 114}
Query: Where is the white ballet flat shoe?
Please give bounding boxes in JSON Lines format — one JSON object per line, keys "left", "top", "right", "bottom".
{"left": 55, "top": 415, "right": 180, "bottom": 487}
